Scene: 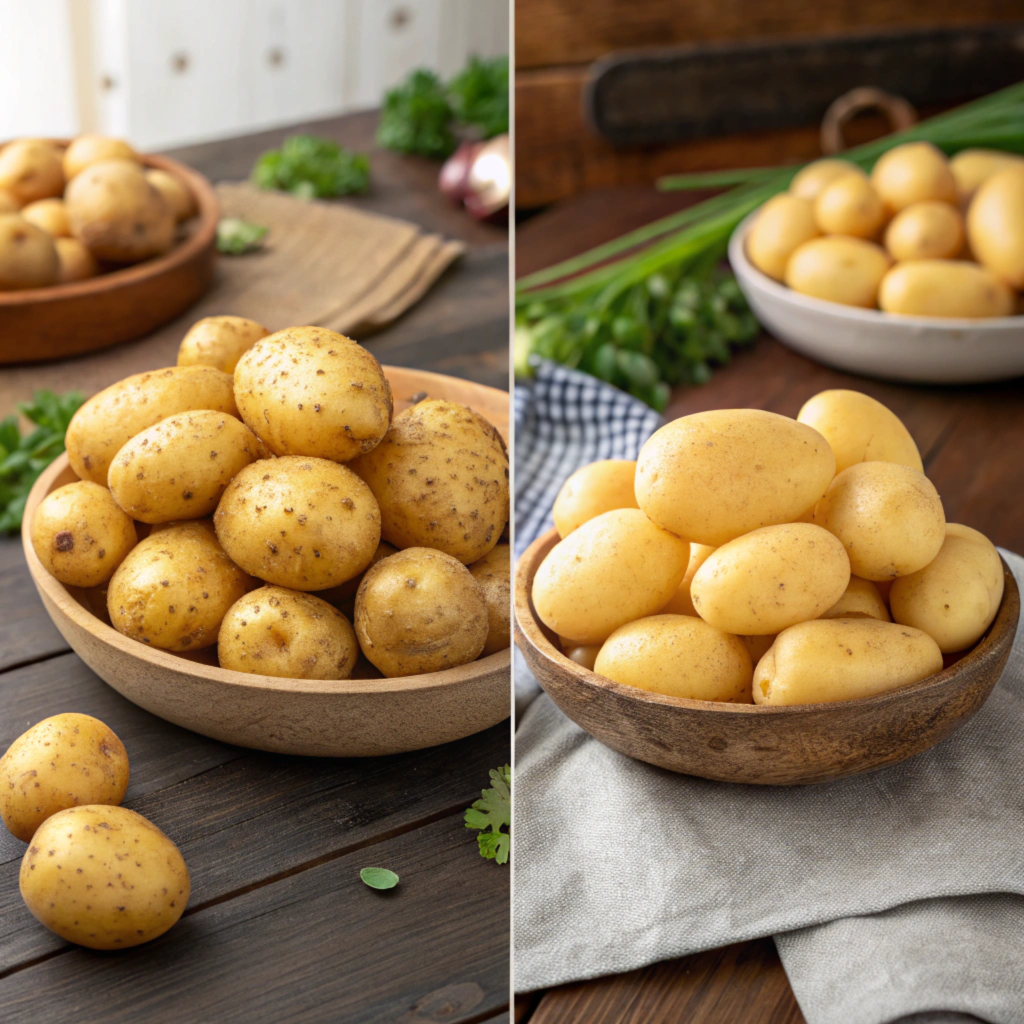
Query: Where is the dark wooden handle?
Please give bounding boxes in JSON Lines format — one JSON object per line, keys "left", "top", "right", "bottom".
{"left": 820, "top": 86, "right": 918, "bottom": 154}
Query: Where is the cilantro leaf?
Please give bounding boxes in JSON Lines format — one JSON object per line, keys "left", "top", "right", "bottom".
{"left": 251, "top": 134, "right": 370, "bottom": 198}
{"left": 449, "top": 56, "right": 509, "bottom": 139}
{"left": 377, "top": 69, "right": 456, "bottom": 159}
{"left": 217, "top": 218, "right": 268, "bottom": 255}
{"left": 464, "top": 764, "right": 510, "bottom": 864}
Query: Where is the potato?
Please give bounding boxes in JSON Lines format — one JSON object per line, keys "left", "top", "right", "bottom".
{"left": 820, "top": 576, "right": 891, "bottom": 621}
{"left": 0, "top": 214, "right": 59, "bottom": 290}
{"left": 635, "top": 409, "right": 835, "bottom": 546}
{"left": 215, "top": 456, "right": 380, "bottom": 590}
{"left": 62, "top": 135, "right": 139, "bottom": 180}
{"left": 31, "top": 480, "right": 137, "bottom": 587}
{"left": 145, "top": 168, "right": 197, "bottom": 222}
{"left": 797, "top": 389, "right": 923, "bottom": 475}
{"left": 564, "top": 644, "right": 601, "bottom": 671}
{"left": 531, "top": 508, "right": 690, "bottom": 645}
{"left": 789, "top": 159, "right": 865, "bottom": 201}
{"left": 0, "top": 188, "right": 20, "bottom": 213}
{"left": 469, "top": 543, "right": 511, "bottom": 656}
{"left": 879, "top": 260, "right": 1013, "bottom": 319}
{"left": 0, "top": 139, "right": 64, "bottom": 204}
{"left": 234, "top": 327, "right": 392, "bottom": 462}
{"left": 752, "top": 618, "right": 943, "bottom": 705}
{"left": 595, "top": 615, "right": 752, "bottom": 702}
{"left": 108, "top": 410, "right": 262, "bottom": 523}
{"left": 814, "top": 174, "right": 884, "bottom": 239}
{"left": 552, "top": 459, "right": 638, "bottom": 537}
{"left": 966, "top": 165, "right": 1024, "bottom": 288}
{"left": 66, "top": 365, "right": 238, "bottom": 485}
{"left": 870, "top": 142, "right": 957, "bottom": 214}
{"left": 55, "top": 236, "right": 99, "bottom": 283}
{"left": 218, "top": 586, "right": 358, "bottom": 679}
{"left": 690, "top": 524, "right": 850, "bottom": 635}
{"left": 785, "top": 236, "right": 891, "bottom": 308}
{"left": 746, "top": 194, "right": 819, "bottom": 281}
{"left": 177, "top": 315, "right": 270, "bottom": 374}
{"left": 890, "top": 523, "right": 1004, "bottom": 652}
{"left": 65, "top": 158, "right": 174, "bottom": 263}
{"left": 659, "top": 542, "right": 716, "bottom": 616}
{"left": 355, "top": 547, "right": 488, "bottom": 676}
{"left": 0, "top": 714, "right": 129, "bottom": 843}
{"left": 20, "top": 197, "right": 70, "bottom": 237}
{"left": 950, "top": 149, "right": 1024, "bottom": 204}
{"left": 816, "top": 461, "right": 945, "bottom": 581}
{"left": 741, "top": 633, "right": 775, "bottom": 663}
{"left": 351, "top": 398, "right": 509, "bottom": 564}
{"left": 316, "top": 540, "right": 399, "bottom": 607}
{"left": 21, "top": 805, "right": 189, "bottom": 950}
{"left": 884, "top": 200, "right": 964, "bottom": 262}
{"left": 108, "top": 520, "right": 252, "bottom": 651}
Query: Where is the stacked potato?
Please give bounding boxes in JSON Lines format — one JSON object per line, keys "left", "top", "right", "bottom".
{"left": 746, "top": 144, "right": 1024, "bottom": 317}
{"left": 31, "top": 318, "right": 510, "bottom": 680}
{"left": 0, "top": 135, "right": 196, "bottom": 290}
{"left": 533, "top": 390, "right": 1004, "bottom": 706}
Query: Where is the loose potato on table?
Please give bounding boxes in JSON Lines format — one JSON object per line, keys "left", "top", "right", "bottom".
{"left": 785, "top": 236, "right": 891, "bottom": 308}
{"left": 884, "top": 201, "right": 965, "bottom": 262}
{"left": 0, "top": 139, "right": 64, "bottom": 205}
{"left": 145, "top": 168, "right": 197, "bottom": 222}
{"left": 20, "top": 197, "right": 70, "bottom": 237}
{"left": 820, "top": 576, "right": 891, "bottom": 622}
{"left": 0, "top": 214, "right": 59, "bottom": 290}
{"left": 0, "top": 713, "right": 129, "bottom": 843}
{"left": 879, "top": 260, "right": 1013, "bottom": 319}
{"left": 54, "top": 236, "right": 99, "bottom": 283}
{"left": 552, "top": 459, "right": 638, "bottom": 537}
{"left": 62, "top": 135, "right": 139, "bottom": 180}
{"left": 470, "top": 543, "right": 511, "bottom": 657}
{"left": 745, "top": 193, "right": 818, "bottom": 281}
{"left": 870, "top": 141, "right": 957, "bottom": 215}
{"left": 177, "top": 315, "right": 270, "bottom": 374}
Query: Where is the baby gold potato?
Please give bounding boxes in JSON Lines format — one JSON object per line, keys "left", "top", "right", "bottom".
{"left": 741, "top": 634, "right": 776, "bottom": 664}
{"left": 469, "top": 543, "right": 511, "bottom": 657}
{"left": 177, "top": 315, "right": 270, "bottom": 374}
{"left": 62, "top": 135, "right": 139, "bottom": 180}
{"left": 635, "top": 409, "right": 835, "bottom": 546}
{"left": 870, "top": 141, "right": 957, "bottom": 214}
{"left": 890, "top": 524, "right": 1004, "bottom": 653}
{"left": 884, "top": 201, "right": 965, "bottom": 262}
{"left": 54, "top": 236, "right": 98, "bottom": 283}
{"left": 813, "top": 174, "right": 884, "bottom": 239}
{"left": 595, "top": 615, "right": 752, "bottom": 702}
{"left": 950, "top": 148, "right": 1024, "bottom": 203}
{"left": 690, "top": 524, "right": 850, "bottom": 635}
{"left": 316, "top": 540, "right": 399, "bottom": 606}
{"left": 966, "top": 165, "right": 1024, "bottom": 288}
{"left": 21, "top": 805, "right": 189, "bottom": 950}
{"left": 785, "top": 236, "right": 891, "bottom": 308}
{"left": 879, "top": 260, "right": 1013, "bottom": 319}
{"left": 552, "top": 459, "right": 638, "bottom": 537}
{"left": 20, "top": 197, "right": 71, "bottom": 237}
{"left": 753, "top": 618, "right": 943, "bottom": 705}
{"left": 820, "top": 577, "right": 891, "bottom": 622}
{"left": 563, "top": 644, "right": 601, "bottom": 671}
{"left": 659, "top": 542, "right": 716, "bottom": 616}
{"left": 745, "top": 193, "right": 819, "bottom": 281}
{"left": 789, "top": 159, "right": 865, "bottom": 201}
{"left": 0, "top": 713, "right": 129, "bottom": 843}
{"left": 532, "top": 508, "right": 690, "bottom": 645}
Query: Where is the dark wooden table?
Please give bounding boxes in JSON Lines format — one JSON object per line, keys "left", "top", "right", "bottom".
{"left": 0, "top": 112, "right": 511, "bottom": 1024}
{"left": 514, "top": 184, "right": 1024, "bottom": 1024}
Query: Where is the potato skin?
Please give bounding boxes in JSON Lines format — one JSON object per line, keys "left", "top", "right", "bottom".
{"left": 884, "top": 201, "right": 964, "bottom": 262}
{"left": 821, "top": 576, "right": 891, "bottom": 622}
{"left": 214, "top": 456, "right": 380, "bottom": 590}
{"left": 234, "top": 327, "right": 393, "bottom": 462}
{"left": 552, "top": 460, "right": 638, "bottom": 537}
{"left": 351, "top": 398, "right": 509, "bottom": 564}
{"left": 469, "top": 543, "right": 511, "bottom": 656}
{"left": 108, "top": 410, "right": 262, "bottom": 523}
{"left": 21, "top": 805, "right": 189, "bottom": 950}
{"left": 108, "top": 520, "right": 253, "bottom": 651}
{"left": 31, "top": 481, "right": 137, "bottom": 587}
{"left": 355, "top": 547, "right": 488, "bottom": 677}
{"left": 870, "top": 141, "right": 957, "bottom": 214}
{"left": 66, "top": 365, "right": 238, "bottom": 485}
{"left": 968, "top": 166, "right": 1024, "bottom": 289}
{"left": 316, "top": 540, "right": 399, "bottom": 606}
{"left": 785, "top": 236, "right": 891, "bottom": 308}
{"left": 54, "top": 236, "right": 99, "bottom": 283}
{"left": 790, "top": 159, "right": 865, "bottom": 201}
{"left": 0, "top": 140, "right": 64, "bottom": 204}
{"left": 0, "top": 214, "right": 59, "bottom": 290}
{"left": 879, "top": 260, "right": 1013, "bottom": 319}
{"left": 0, "top": 714, "right": 129, "bottom": 843}
{"left": 746, "top": 194, "right": 818, "bottom": 281}
{"left": 814, "top": 174, "right": 884, "bottom": 239}
{"left": 218, "top": 586, "right": 358, "bottom": 679}
{"left": 659, "top": 543, "right": 716, "bottom": 616}
{"left": 20, "top": 197, "right": 70, "bottom": 237}
{"left": 62, "top": 135, "right": 139, "bottom": 180}
{"left": 177, "top": 316, "right": 270, "bottom": 374}
{"left": 145, "top": 168, "right": 196, "bottom": 222}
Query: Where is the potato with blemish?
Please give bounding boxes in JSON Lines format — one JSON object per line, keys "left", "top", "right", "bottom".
{"left": 62, "top": 135, "right": 139, "bottom": 180}
{"left": 20, "top": 197, "right": 70, "bottom": 237}
{"left": 54, "top": 236, "right": 98, "bottom": 283}
{"left": 0, "top": 713, "right": 129, "bottom": 842}
{"left": 469, "top": 543, "right": 510, "bottom": 656}
{"left": 177, "top": 315, "right": 270, "bottom": 374}
{"left": 552, "top": 459, "right": 638, "bottom": 537}
{"left": 31, "top": 481, "right": 137, "bottom": 587}
{"left": 0, "top": 139, "right": 64, "bottom": 204}
{"left": 0, "top": 213, "right": 59, "bottom": 290}
{"left": 145, "top": 168, "right": 197, "bottom": 222}
{"left": 820, "top": 577, "right": 891, "bottom": 622}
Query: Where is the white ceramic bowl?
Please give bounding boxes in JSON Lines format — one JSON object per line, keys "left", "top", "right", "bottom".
{"left": 729, "top": 211, "right": 1024, "bottom": 384}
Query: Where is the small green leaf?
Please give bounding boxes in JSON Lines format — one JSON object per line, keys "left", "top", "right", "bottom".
{"left": 359, "top": 867, "right": 399, "bottom": 890}
{"left": 216, "top": 218, "right": 268, "bottom": 255}
{"left": 464, "top": 765, "right": 510, "bottom": 865}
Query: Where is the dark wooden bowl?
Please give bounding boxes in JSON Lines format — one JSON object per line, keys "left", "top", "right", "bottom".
{"left": 515, "top": 527, "right": 1019, "bottom": 785}
{"left": 0, "top": 148, "right": 218, "bottom": 364}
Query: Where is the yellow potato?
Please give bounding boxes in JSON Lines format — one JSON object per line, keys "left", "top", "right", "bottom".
{"left": 177, "top": 315, "right": 270, "bottom": 374}
{"left": 820, "top": 576, "right": 891, "bottom": 621}
{"left": 752, "top": 618, "right": 942, "bottom": 705}
{"left": 66, "top": 365, "right": 238, "bottom": 485}
{"left": 214, "top": 456, "right": 380, "bottom": 591}
{"left": 564, "top": 645, "right": 601, "bottom": 671}
{"left": 797, "top": 389, "right": 923, "bottom": 475}
{"left": 816, "top": 461, "right": 945, "bottom": 581}
{"left": 54, "top": 236, "right": 99, "bottom": 283}
{"left": 0, "top": 188, "right": 20, "bottom": 213}
{"left": 595, "top": 614, "right": 752, "bottom": 702}
{"left": 0, "top": 139, "right": 64, "bottom": 204}
{"left": 0, "top": 714, "right": 129, "bottom": 843}
{"left": 531, "top": 508, "right": 690, "bottom": 645}
{"left": 552, "top": 459, "right": 638, "bottom": 537}
{"left": 785, "top": 236, "right": 891, "bottom": 308}
{"left": 20, "top": 197, "right": 70, "bottom": 237}
{"left": 108, "top": 520, "right": 253, "bottom": 651}
{"left": 108, "top": 410, "right": 262, "bottom": 523}
{"left": 741, "top": 633, "right": 775, "bottom": 663}
{"left": 870, "top": 142, "right": 957, "bottom": 215}
{"left": 469, "top": 543, "right": 511, "bottom": 657}
{"left": 21, "top": 805, "right": 189, "bottom": 950}
{"left": 145, "top": 168, "right": 197, "bottom": 222}
{"left": 884, "top": 200, "right": 964, "bottom": 262}
{"left": 966, "top": 165, "right": 1024, "bottom": 288}
{"left": 635, "top": 409, "right": 835, "bottom": 546}
{"left": 62, "top": 135, "right": 139, "bottom": 180}
{"left": 746, "top": 194, "right": 819, "bottom": 281}
{"left": 316, "top": 540, "right": 399, "bottom": 606}
{"left": 0, "top": 214, "right": 59, "bottom": 290}
{"left": 950, "top": 148, "right": 1024, "bottom": 204}
{"left": 890, "top": 523, "right": 1004, "bottom": 653}
{"left": 789, "top": 159, "right": 865, "bottom": 201}
{"left": 690, "top": 524, "right": 850, "bottom": 635}
{"left": 879, "top": 260, "right": 1013, "bottom": 319}
{"left": 814, "top": 174, "right": 884, "bottom": 239}
{"left": 31, "top": 480, "right": 137, "bottom": 587}
{"left": 659, "top": 542, "right": 716, "bottom": 616}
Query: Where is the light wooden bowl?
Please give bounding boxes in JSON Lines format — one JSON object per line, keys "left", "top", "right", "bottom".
{"left": 22, "top": 367, "right": 510, "bottom": 757}
{"left": 515, "top": 527, "right": 1019, "bottom": 785}
{"left": 0, "top": 149, "right": 218, "bottom": 365}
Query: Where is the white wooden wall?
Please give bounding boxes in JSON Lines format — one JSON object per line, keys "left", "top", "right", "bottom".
{"left": 0, "top": 0, "right": 508, "bottom": 149}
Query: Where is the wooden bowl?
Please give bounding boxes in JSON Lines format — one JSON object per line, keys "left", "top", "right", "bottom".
{"left": 21, "top": 367, "right": 510, "bottom": 757}
{"left": 0, "top": 149, "right": 218, "bottom": 365}
{"left": 515, "top": 527, "right": 1019, "bottom": 785}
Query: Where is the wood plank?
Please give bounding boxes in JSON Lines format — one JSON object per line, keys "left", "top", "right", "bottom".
{"left": 0, "top": 540, "right": 68, "bottom": 673}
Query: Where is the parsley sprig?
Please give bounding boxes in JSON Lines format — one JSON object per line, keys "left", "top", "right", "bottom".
{"left": 464, "top": 764, "right": 510, "bottom": 864}
{"left": 252, "top": 134, "right": 370, "bottom": 199}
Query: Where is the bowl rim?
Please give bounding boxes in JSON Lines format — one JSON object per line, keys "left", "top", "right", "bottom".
{"left": 729, "top": 209, "right": 1024, "bottom": 332}
{"left": 514, "top": 525, "right": 1020, "bottom": 717}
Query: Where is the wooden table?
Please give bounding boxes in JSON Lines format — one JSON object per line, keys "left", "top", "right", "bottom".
{"left": 514, "top": 184, "right": 1024, "bottom": 1024}
{"left": 0, "top": 112, "right": 511, "bottom": 1024}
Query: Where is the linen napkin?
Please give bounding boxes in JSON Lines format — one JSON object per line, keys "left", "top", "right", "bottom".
{"left": 513, "top": 361, "right": 1024, "bottom": 1024}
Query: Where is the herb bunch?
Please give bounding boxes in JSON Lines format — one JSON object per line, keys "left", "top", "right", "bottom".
{"left": 252, "top": 134, "right": 370, "bottom": 198}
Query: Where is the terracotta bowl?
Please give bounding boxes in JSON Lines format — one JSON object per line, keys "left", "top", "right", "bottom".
{"left": 22, "top": 367, "right": 510, "bottom": 757}
{"left": 0, "top": 147, "right": 218, "bottom": 365}
{"left": 515, "top": 527, "right": 1019, "bottom": 785}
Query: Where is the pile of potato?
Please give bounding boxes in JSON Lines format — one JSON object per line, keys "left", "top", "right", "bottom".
{"left": 31, "top": 318, "right": 511, "bottom": 680}
{"left": 0, "top": 135, "right": 196, "bottom": 290}
{"left": 746, "top": 144, "right": 1024, "bottom": 317}
{"left": 532, "top": 389, "right": 1004, "bottom": 706}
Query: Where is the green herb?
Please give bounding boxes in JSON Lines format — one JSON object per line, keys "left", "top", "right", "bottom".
{"left": 0, "top": 390, "right": 84, "bottom": 533}
{"left": 251, "top": 134, "right": 370, "bottom": 198}
{"left": 377, "top": 69, "right": 457, "bottom": 159}
{"left": 359, "top": 867, "right": 400, "bottom": 890}
{"left": 449, "top": 56, "right": 509, "bottom": 139}
{"left": 464, "top": 764, "right": 510, "bottom": 864}
{"left": 216, "top": 218, "right": 268, "bottom": 255}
